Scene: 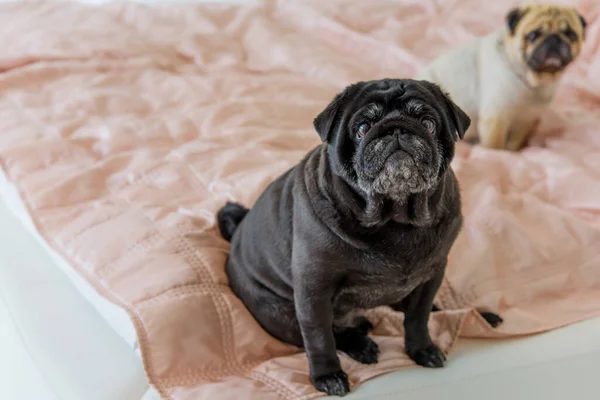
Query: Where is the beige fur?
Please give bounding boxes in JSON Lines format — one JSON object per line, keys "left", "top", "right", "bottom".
{"left": 418, "top": 4, "right": 586, "bottom": 150}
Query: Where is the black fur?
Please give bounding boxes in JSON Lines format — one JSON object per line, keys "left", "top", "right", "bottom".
{"left": 480, "top": 312, "right": 504, "bottom": 328}
{"left": 432, "top": 303, "right": 503, "bottom": 328}
{"left": 217, "top": 202, "right": 249, "bottom": 242}
{"left": 218, "top": 79, "right": 497, "bottom": 396}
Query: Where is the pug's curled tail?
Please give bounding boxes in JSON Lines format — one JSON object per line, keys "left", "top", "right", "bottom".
{"left": 217, "top": 202, "right": 249, "bottom": 242}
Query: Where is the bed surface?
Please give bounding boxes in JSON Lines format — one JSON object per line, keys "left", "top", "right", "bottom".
{"left": 2, "top": 193, "right": 600, "bottom": 400}
{"left": 2, "top": 0, "right": 600, "bottom": 398}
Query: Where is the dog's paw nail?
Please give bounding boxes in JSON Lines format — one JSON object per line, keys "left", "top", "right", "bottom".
{"left": 480, "top": 312, "right": 503, "bottom": 328}
{"left": 408, "top": 344, "right": 446, "bottom": 368}
{"left": 312, "top": 370, "right": 350, "bottom": 396}
{"left": 344, "top": 336, "right": 379, "bottom": 364}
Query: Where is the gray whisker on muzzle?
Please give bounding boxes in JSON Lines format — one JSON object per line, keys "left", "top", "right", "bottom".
{"left": 354, "top": 133, "right": 439, "bottom": 201}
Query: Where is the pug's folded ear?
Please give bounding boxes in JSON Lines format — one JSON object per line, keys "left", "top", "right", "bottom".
{"left": 425, "top": 82, "right": 470, "bottom": 140}
{"left": 313, "top": 92, "right": 343, "bottom": 143}
{"left": 506, "top": 7, "right": 528, "bottom": 35}
{"left": 578, "top": 12, "right": 587, "bottom": 38}
{"left": 313, "top": 89, "right": 347, "bottom": 143}
{"left": 443, "top": 92, "right": 471, "bottom": 140}
{"left": 313, "top": 82, "right": 362, "bottom": 143}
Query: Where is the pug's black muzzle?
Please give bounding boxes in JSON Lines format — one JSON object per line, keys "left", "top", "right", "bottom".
{"left": 357, "top": 118, "right": 434, "bottom": 178}
{"left": 527, "top": 34, "right": 573, "bottom": 73}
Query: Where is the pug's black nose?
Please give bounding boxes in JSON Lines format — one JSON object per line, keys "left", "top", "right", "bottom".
{"left": 392, "top": 128, "right": 403, "bottom": 137}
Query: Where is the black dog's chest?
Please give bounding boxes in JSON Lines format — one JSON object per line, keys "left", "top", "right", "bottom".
{"left": 331, "top": 223, "right": 454, "bottom": 314}
{"left": 332, "top": 256, "right": 438, "bottom": 313}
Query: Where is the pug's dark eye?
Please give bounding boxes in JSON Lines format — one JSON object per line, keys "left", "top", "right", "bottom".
{"left": 421, "top": 119, "right": 436, "bottom": 134}
{"left": 526, "top": 29, "right": 541, "bottom": 42}
{"left": 356, "top": 122, "right": 370, "bottom": 138}
{"left": 564, "top": 27, "right": 578, "bottom": 42}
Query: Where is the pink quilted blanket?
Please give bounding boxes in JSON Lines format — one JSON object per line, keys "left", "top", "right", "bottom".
{"left": 1, "top": 0, "right": 600, "bottom": 398}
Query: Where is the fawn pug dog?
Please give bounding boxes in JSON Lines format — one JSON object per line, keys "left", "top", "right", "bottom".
{"left": 419, "top": 4, "right": 587, "bottom": 151}
{"left": 219, "top": 79, "right": 477, "bottom": 396}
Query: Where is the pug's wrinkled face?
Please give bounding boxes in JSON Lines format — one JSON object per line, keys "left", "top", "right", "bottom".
{"left": 505, "top": 5, "right": 586, "bottom": 79}
{"left": 313, "top": 79, "right": 470, "bottom": 201}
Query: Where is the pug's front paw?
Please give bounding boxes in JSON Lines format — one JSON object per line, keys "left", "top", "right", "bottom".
{"left": 311, "top": 370, "right": 350, "bottom": 396}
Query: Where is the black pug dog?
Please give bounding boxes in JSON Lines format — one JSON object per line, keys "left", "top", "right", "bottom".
{"left": 217, "top": 79, "right": 500, "bottom": 396}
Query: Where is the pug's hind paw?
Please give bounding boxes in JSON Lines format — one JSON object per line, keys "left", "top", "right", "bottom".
{"left": 334, "top": 321, "right": 379, "bottom": 364}
{"left": 353, "top": 316, "right": 374, "bottom": 335}
{"left": 480, "top": 312, "right": 503, "bottom": 328}
{"left": 311, "top": 370, "right": 350, "bottom": 396}
{"left": 343, "top": 335, "right": 379, "bottom": 364}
